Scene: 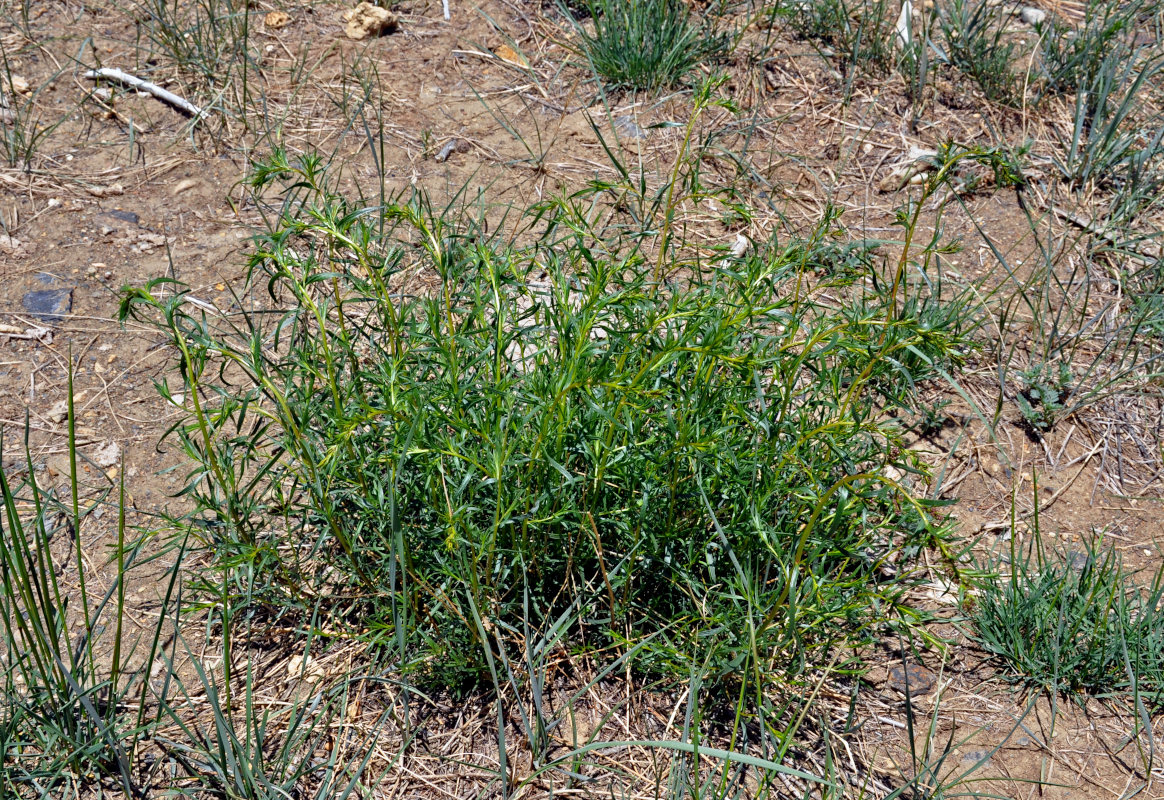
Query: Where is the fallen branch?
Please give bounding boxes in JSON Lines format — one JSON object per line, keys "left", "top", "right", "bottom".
{"left": 83, "top": 68, "right": 204, "bottom": 120}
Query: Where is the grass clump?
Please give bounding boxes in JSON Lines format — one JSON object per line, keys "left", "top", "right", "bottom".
{"left": 784, "top": 0, "right": 895, "bottom": 80}
{"left": 0, "top": 421, "right": 390, "bottom": 796}
{"left": 975, "top": 526, "right": 1164, "bottom": 703}
{"left": 0, "top": 403, "right": 151, "bottom": 796}
{"left": 1054, "top": 46, "right": 1164, "bottom": 232}
{"left": 1035, "top": 0, "right": 1145, "bottom": 97}
{"left": 567, "top": 0, "right": 727, "bottom": 91}
{"left": 938, "top": 0, "right": 1019, "bottom": 105}
{"left": 0, "top": 57, "right": 69, "bottom": 169}
{"left": 133, "top": 0, "right": 254, "bottom": 85}
{"left": 119, "top": 150, "right": 972, "bottom": 693}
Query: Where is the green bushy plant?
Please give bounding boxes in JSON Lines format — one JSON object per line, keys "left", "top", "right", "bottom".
{"left": 119, "top": 147, "right": 973, "bottom": 691}
{"left": 1014, "top": 361, "right": 1073, "bottom": 432}
{"left": 1056, "top": 48, "right": 1163, "bottom": 188}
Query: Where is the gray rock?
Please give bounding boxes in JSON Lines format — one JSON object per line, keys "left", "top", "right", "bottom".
{"left": 22, "top": 288, "right": 73, "bottom": 322}
{"left": 97, "top": 209, "right": 139, "bottom": 226}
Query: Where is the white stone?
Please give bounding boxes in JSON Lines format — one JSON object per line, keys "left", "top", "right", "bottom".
{"left": 1020, "top": 7, "right": 1046, "bottom": 25}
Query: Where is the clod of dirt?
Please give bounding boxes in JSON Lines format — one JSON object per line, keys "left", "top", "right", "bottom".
{"left": 21, "top": 288, "right": 73, "bottom": 322}
{"left": 887, "top": 662, "right": 936, "bottom": 695}
{"left": 85, "top": 182, "right": 125, "bottom": 198}
{"left": 0, "top": 233, "right": 30, "bottom": 257}
{"left": 264, "top": 10, "right": 292, "bottom": 29}
{"left": 342, "top": 2, "right": 397, "bottom": 39}
{"left": 9, "top": 75, "right": 31, "bottom": 96}
{"left": 46, "top": 397, "right": 77, "bottom": 424}
{"left": 1064, "top": 549, "right": 1090, "bottom": 571}
{"left": 960, "top": 749, "right": 991, "bottom": 767}
{"left": 93, "top": 441, "right": 121, "bottom": 469}
{"left": 129, "top": 232, "right": 169, "bottom": 253}
{"left": 494, "top": 44, "right": 529, "bottom": 68}
{"left": 171, "top": 178, "right": 199, "bottom": 195}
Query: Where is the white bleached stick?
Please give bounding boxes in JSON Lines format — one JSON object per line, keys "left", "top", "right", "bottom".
{"left": 894, "top": 0, "right": 912, "bottom": 49}
{"left": 83, "top": 68, "right": 204, "bottom": 120}
{"left": 442, "top": 0, "right": 450, "bottom": 19}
